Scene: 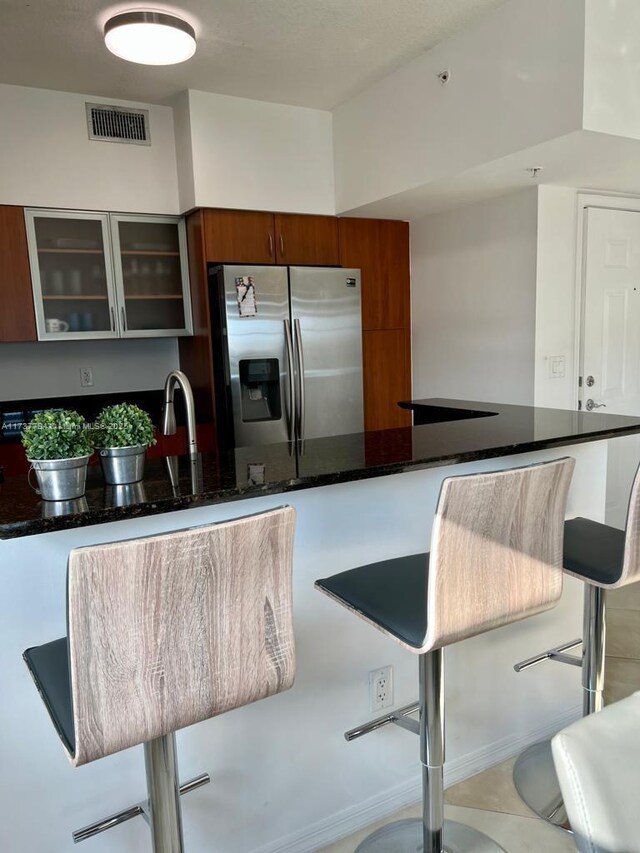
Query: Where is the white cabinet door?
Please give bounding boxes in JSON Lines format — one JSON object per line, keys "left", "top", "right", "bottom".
{"left": 25, "top": 209, "right": 120, "bottom": 340}
{"left": 110, "top": 214, "right": 193, "bottom": 338}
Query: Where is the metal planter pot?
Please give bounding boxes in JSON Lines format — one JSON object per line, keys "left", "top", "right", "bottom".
{"left": 29, "top": 455, "right": 91, "bottom": 501}
{"left": 99, "top": 445, "right": 147, "bottom": 485}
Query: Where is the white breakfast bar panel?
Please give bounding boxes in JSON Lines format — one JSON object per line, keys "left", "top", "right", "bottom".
{"left": 0, "top": 441, "right": 605, "bottom": 853}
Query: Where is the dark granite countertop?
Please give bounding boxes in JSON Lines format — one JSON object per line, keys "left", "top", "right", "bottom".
{"left": 2, "top": 398, "right": 640, "bottom": 540}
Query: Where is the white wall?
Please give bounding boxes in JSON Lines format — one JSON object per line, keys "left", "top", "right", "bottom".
{"left": 0, "top": 84, "right": 180, "bottom": 214}
{"left": 0, "top": 442, "right": 605, "bottom": 853}
{"left": 411, "top": 188, "right": 538, "bottom": 405}
{"left": 583, "top": 0, "right": 640, "bottom": 141}
{"left": 171, "top": 90, "right": 196, "bottom": 213}
{"left": 333, "top": 0, "right": 585, "bottom": 214}
{"left": 0, "top": 339, "right": 178, "bottom": 401}
{"left": 533, "top": 186, "right": 579, "bottom": 409}
{"left": 186, "top": 90, "right": 335, "bottom": 214}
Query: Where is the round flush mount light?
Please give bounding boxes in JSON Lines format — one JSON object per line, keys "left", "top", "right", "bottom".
{"left": 104, "top": 11, "right": 196, "bottom": 65}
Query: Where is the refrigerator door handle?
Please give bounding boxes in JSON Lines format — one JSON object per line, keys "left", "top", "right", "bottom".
{"left": 294, "top": 318, "right": 306, "bottom": 441}
{"left": 284, "top": 319, "right": 296, "bottom": 442}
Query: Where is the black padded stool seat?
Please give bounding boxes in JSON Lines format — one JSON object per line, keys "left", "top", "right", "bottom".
{"left": 23, "top": 637, "right": 75, "bottom": 755}
{"left": 316, "top": 553, "right": 428, "bottom": 648}
{"left": 564, "top": 517, "right": 625, "bottom": 586}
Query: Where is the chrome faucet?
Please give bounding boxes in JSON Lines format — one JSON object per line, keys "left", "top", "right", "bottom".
{"left": 161, "top": 370, "right": 198, "bottom": 457}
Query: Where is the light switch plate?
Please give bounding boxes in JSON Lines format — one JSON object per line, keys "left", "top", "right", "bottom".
{"left": 549, "top": 356, "right": 565, "bottom": 379}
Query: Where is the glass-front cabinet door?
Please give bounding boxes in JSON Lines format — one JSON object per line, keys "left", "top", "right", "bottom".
{"left": 110, "top": 215, "right": 193, "bottom": 337}
{"left": 25, "top": 210, "right": 119, "bottom": 340}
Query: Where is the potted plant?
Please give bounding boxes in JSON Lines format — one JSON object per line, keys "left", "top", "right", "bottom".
{"left": 94, "top": 403, "right": 156, "bottom": 485}
{"left": 22, "top": 409, "right": 93, "bottom": 501}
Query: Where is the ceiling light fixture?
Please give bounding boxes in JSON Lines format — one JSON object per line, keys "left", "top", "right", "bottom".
{"left": 104, "top": 11, "right": 196, "bottom": 66}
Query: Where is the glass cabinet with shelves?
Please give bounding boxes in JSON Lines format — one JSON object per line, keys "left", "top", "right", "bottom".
{"left": 25, "top": 209, "right": 193, "bottom": 341}
{"left": 111, "top": 215, "right": 191, "bottom": 337}
{"left": 25, "top": 211, "right": 118, "bottom": 339}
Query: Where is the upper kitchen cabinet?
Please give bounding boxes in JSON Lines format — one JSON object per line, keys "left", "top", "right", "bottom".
{"left": 111, "top": 215, "right": 193, "bottom": 338}
{"left": 203, "top": 209, "right": 276, "bottom": 264}
{"left": 339, "top": 218, "right": 410, "bottom": 331}
{"left": 25, "top": 209, "right": 192, "bottom": 340}
{"left": 0, "top": 206, "right": 37, "bottom": 342}
{"left": 25, "top": 210, "right": 119, "bottom": 340}
{"left": 274, "top": 213, "right": 339, "bottom": 265}
{"left": 201, "top": 209, "right": 340, "bottom": 266}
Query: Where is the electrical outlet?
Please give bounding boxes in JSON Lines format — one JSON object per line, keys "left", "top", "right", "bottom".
{"left": 369, "top": 665, "right": 393, "bottom": 712}
{"left": 79, "top": 367, "right": 94, "bottom": 387}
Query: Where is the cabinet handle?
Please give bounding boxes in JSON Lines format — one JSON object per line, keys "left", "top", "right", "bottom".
{"left": 268, "top": 233, "right": 274, "bottom": 258}
{"left": 280, "top": 234, "right": 285, "bottom": 256}
{"left": 121, "top": 307, "right": 127, "bottom": 332}
{"left": 110, "top": 307, "right": 115, "bottom": 332}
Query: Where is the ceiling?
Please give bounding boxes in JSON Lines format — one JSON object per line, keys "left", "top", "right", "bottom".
{"left": 0, "top": 0, "right": 507, "bottom": 110}
{"left": 344, "top": 131, "right": 640, "bottom": 219}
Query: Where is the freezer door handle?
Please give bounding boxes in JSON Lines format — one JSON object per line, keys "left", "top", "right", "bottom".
{"left": 284, "top": 319, "right": 296, "bottom": 442}
{"left": 294, "top": 318, "right": 306, "bottom": 441}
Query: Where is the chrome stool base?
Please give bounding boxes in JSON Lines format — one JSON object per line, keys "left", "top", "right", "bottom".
{"left": 512, "top": 740, "right": 570, "bottom": 832}
{"left": 72, "top": 732, "right": 210, "bottom": 848}
{"left": 354, "top": 818, "right": 507, "bottom": 853}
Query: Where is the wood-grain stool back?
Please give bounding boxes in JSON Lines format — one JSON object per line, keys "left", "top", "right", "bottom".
{"left": 618, "top": 463, "right": 640, "bottom": 588}
{"left": 67, "top": 507, "right": 296, "bottom": 766}
{"left": 423, "top": 457, "right": 575, "bottom": 651}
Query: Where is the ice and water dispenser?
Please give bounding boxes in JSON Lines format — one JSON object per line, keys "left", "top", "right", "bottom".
{"left": 238, "top": 358, "right": 282, "bottom": 423}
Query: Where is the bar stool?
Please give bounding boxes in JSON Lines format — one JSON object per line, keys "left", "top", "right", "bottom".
{"left": 513, "top": 462, "right": 640, "bottom": 830}
{"left": 315, "top": 458, "right": 574, "bottom": 853}
{"left": 23, "top": 506, "right": 296, "bottom": 851}
{"left": 551, "top": 690, "right": 640, "bottom": 853}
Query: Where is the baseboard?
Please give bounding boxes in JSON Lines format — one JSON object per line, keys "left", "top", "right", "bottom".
{"left": 254, "top": 703, "right": 582, "bottom": 853}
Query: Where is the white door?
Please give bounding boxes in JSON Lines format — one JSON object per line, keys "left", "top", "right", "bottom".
{"left": 582, "top": 207, "right": 640, "bottom": 527}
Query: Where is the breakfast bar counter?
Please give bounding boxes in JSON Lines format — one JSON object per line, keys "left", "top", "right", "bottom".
{"left": 2, "top": 399, "right": 640, "bottom": 539}
{"left": 2, "top": 400, "right": 640, "bottom": 853}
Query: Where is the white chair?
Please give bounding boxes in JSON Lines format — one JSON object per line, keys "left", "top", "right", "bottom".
{"left": 552, "top": 691, "right": 640, "bottom": 853}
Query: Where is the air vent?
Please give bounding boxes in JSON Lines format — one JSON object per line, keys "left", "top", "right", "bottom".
{"left": 86, "top": 103, "right": 150, "bottom": 145}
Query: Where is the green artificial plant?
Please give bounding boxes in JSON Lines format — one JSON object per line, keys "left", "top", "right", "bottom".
{"left": 94, "top": 403, "right": 156, "bottom": 450}
{"left": 22, "top": 409, "right": 93, "bottom": 460}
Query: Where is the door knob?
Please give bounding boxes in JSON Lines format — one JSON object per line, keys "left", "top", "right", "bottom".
{"left": 585, "top": 399, "right": 607, "bottom": 411}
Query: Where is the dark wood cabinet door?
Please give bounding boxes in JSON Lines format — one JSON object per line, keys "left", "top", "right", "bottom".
{"left": 179, "top": 211, "right": 216, "bottom": 424}
{"left": 0, "top": 206, "right": 37, "bottom": 342}
{"left": 203, "top": 209, "right": 276, "bottom": 264}
{"left": 363, "top": 329, "right": 412, "bottom": 431}
{"left": 274, "top": 213, "right": 339, "bottom": 265}
{"left": 339, "top": 218, "right": 410, "bottom": 331}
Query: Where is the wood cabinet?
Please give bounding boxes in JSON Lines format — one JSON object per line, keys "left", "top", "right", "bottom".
{"left": 274, "top": 213, "right": 339, "bottom": 265}
{"left": 202, "top": 209, "right": 340, "bottom": 266}
{"left": 0, "top": 206, "right": 37, "bottom": 342}
{"left": 179, "top": 211, "right": 217, "bottom": 424}
{"left": 203, "top": 209, "right": 276, "bottom": 264}
{"left": 340, "top": 218, "right": 411, "bottom": 430}
{"left": 25, "top": 209, "right": 192, "bottom": 340}
{"left": 339, "top": 218, "right": 410, "bottom": 331}
{"left": 363, "top": 330, "right": 412, "bottom": 431}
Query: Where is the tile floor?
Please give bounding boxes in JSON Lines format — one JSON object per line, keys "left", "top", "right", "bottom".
{"left": 319, "top": 757, "right": 576, "bottom": 852}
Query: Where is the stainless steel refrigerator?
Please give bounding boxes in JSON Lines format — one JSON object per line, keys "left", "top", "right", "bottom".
{"left": 210, "top": 265, "right": 363, "bottom": 448}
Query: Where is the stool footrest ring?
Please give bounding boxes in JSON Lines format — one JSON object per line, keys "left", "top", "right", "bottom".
{"left": 513, "top": 638, "right": 582, "bottom": 673}
{"left": 344, "top": 700, "right": 419, "bottom": 742}
{"left": 72, "top": 773, "right": 210, "bottom": 844}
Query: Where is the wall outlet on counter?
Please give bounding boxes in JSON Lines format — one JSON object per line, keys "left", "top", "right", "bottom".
{"left": 79, "top": 367, "right": 94, "bottom": 387}
{"left": 369, "top": 665, "right": 393, "bottom": 712}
